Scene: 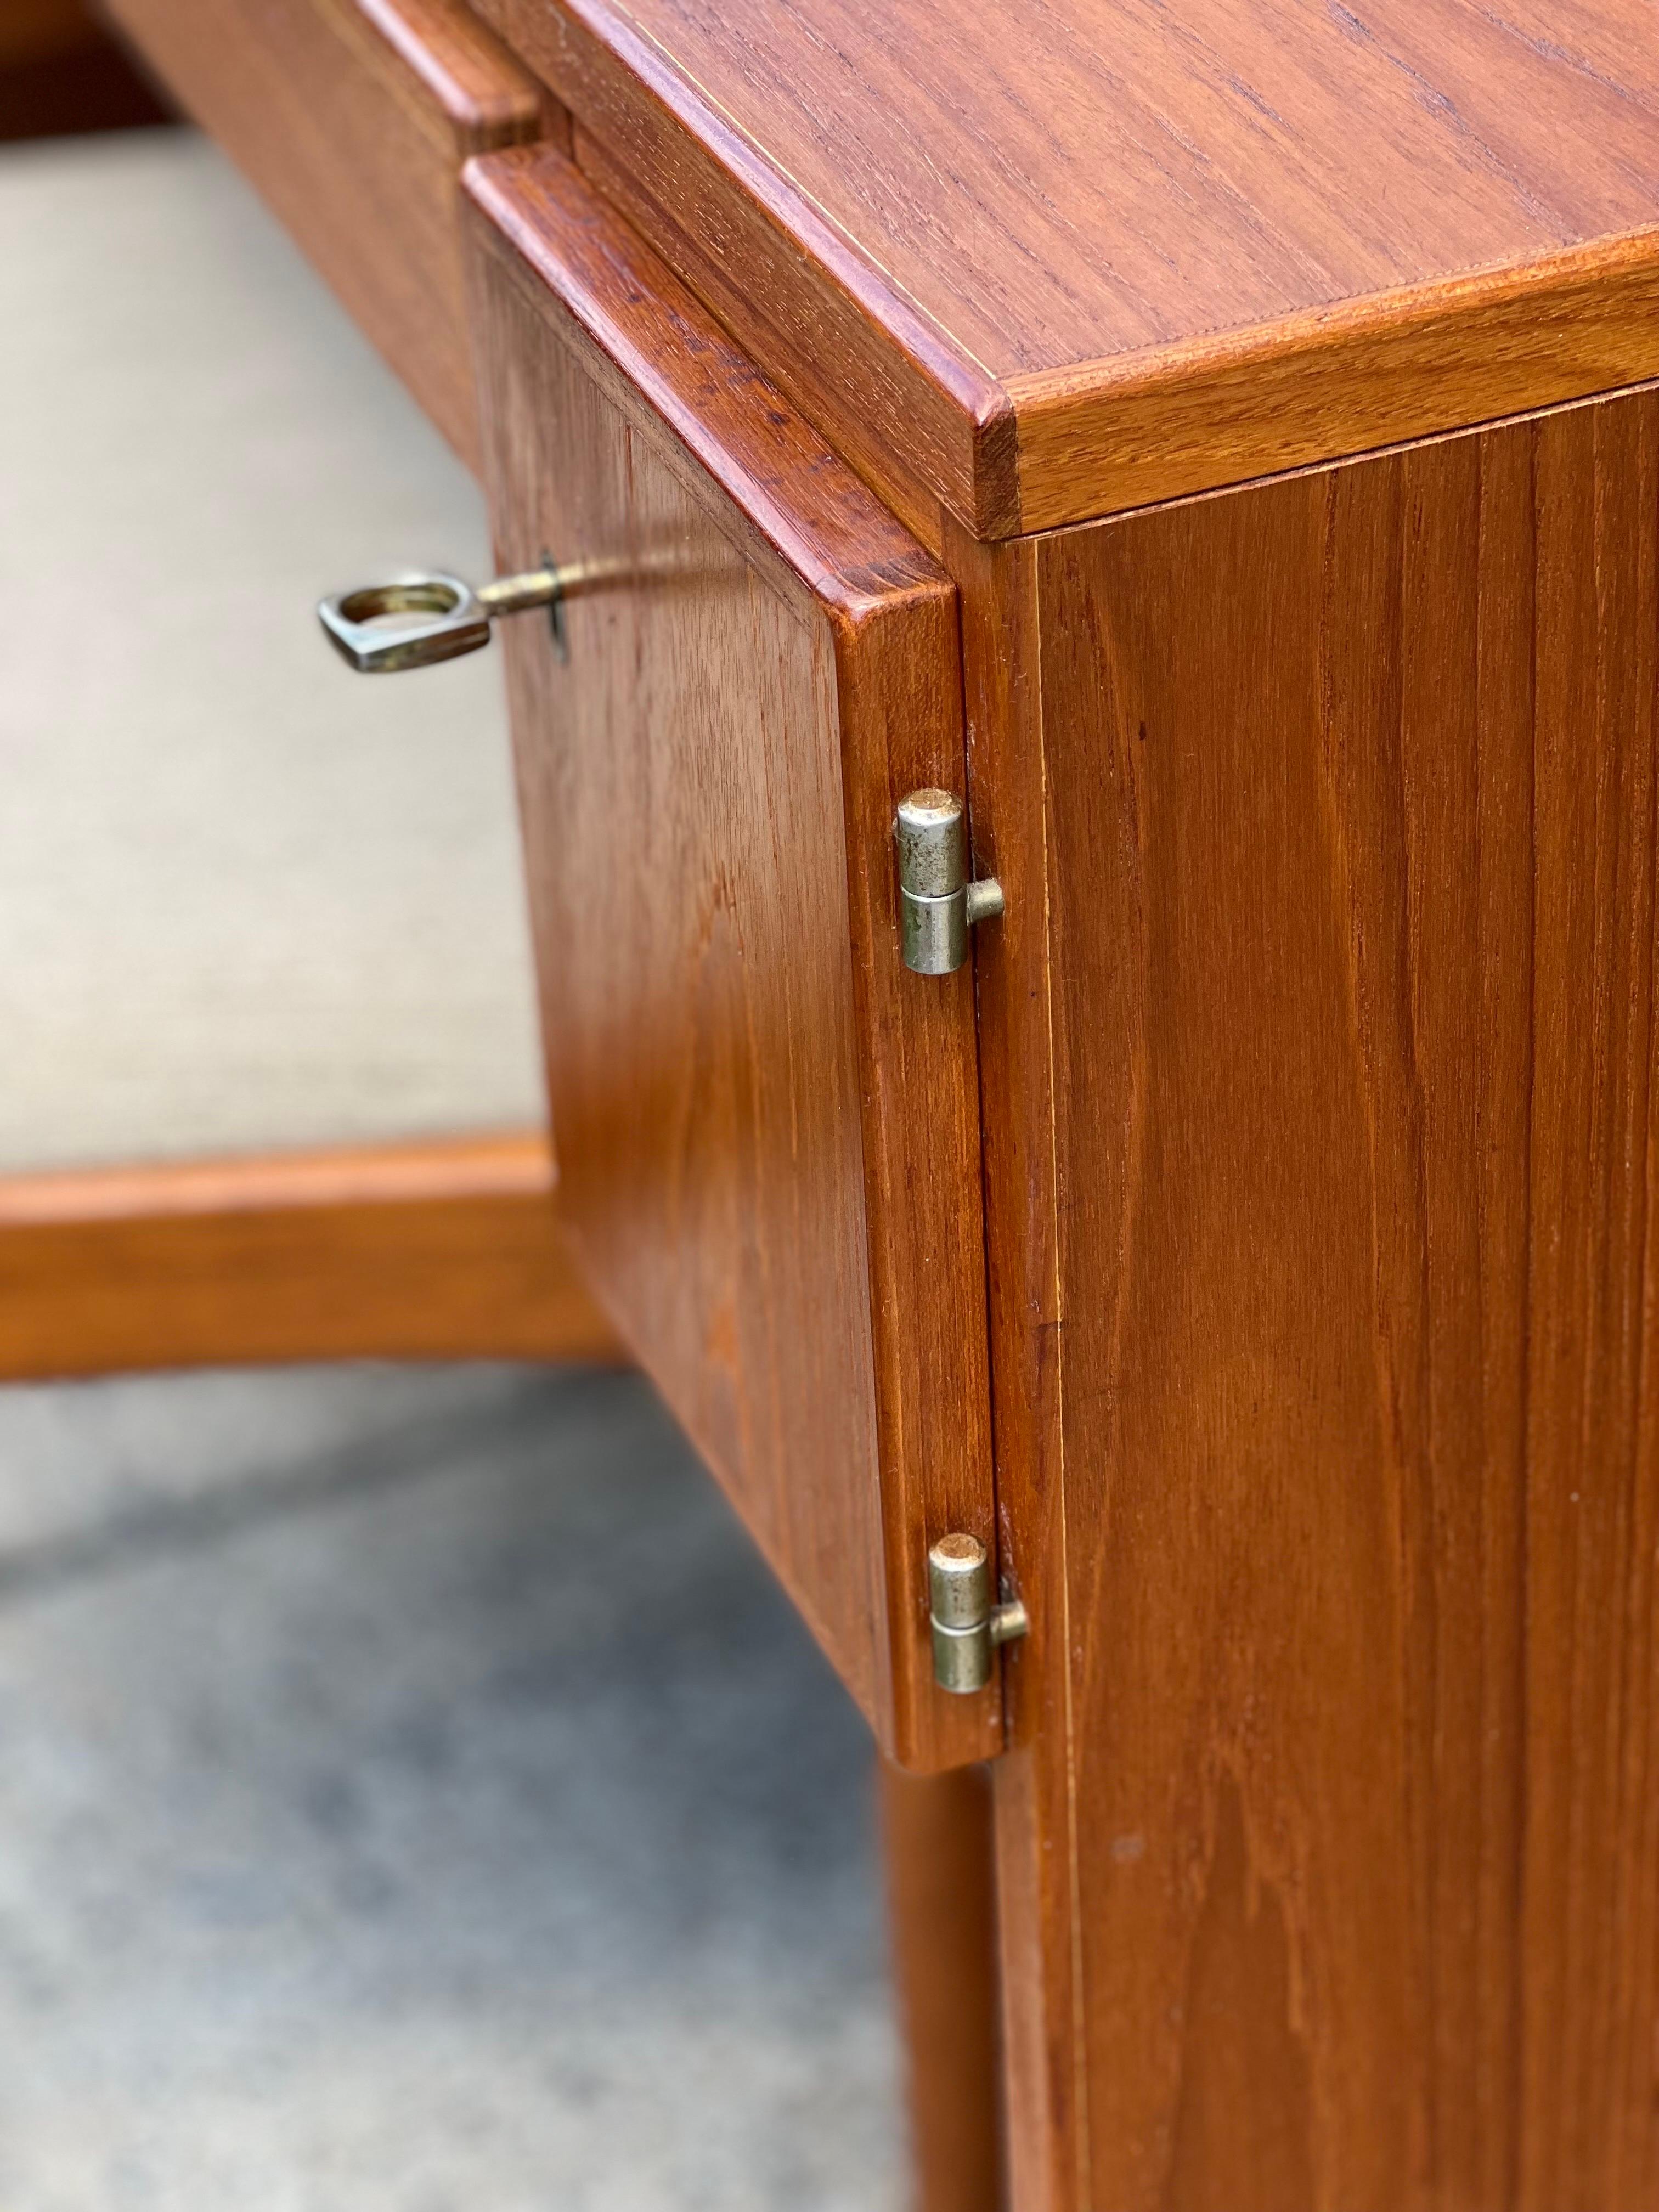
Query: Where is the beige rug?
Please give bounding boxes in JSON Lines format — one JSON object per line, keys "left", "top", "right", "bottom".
{"left": 0, "top": 128, "right": 544, "bottom": 1173}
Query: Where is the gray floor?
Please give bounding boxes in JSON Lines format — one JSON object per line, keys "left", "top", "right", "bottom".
{"left": 0, "top": 1364, "right": 903, "bottom": 2211}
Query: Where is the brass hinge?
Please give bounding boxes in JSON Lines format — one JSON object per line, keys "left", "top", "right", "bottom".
{"left": 928, "top": 1533, "right": 1028, "bottom": 1694}
{"left": 894, "top": 791, "right": 1005, "bottom": 974}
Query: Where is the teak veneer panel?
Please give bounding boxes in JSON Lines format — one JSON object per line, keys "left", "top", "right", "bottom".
{"left": 968, "top": 386, "right": 1659, "bottom": 2210}
{"left": 105, "top": 0, "right": 552, "bottom": 466}
{"left": 475, "top": 0, "right": 1659, "bottom": 533}
{"left": 0, "top": 1133, "right": 622, "bottom": 1378}
{"left": 462, "top": 146, "right": 998, "bottom": 1772}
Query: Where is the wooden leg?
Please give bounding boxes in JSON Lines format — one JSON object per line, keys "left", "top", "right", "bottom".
{"left": 879, "top": 1757, "right": 1002, "bottom": 2212}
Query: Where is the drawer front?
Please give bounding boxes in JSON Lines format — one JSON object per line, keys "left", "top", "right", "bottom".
{"left": 106, "top": 0, "right": 548, "bottom": 467}
{"left": 464, "top": 149, "right": 1000, "bottom": 1772}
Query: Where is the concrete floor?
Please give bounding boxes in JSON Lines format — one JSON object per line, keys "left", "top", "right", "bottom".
{"left": 0, "top": 1363, "right": 903, "bottom": 2211}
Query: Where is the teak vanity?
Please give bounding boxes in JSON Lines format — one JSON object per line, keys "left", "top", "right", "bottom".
{"left": 101, "top": 0, "right": 1659, "bottom": 2204}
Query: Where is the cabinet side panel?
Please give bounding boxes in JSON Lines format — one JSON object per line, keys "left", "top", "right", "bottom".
{"left": 979, "top": 390, "right": 1659, "bottom": 2210}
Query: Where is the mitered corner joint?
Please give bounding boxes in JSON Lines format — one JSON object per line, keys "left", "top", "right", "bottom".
{"left": 928, "top": 1532, "right": 1028, "bottom": 1694}
{"left": 894, "top": 790, "right": 1005, "bottom": 974}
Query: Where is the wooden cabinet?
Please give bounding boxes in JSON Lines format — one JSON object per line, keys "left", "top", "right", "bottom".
{"left": 461, "top": 149, "right": 1000, "bottom": 1775}
{"left": 100, "top": 0, "right": 1659, "bottom": 2200}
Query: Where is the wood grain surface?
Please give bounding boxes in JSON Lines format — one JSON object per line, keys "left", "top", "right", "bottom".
{"left": 106, "top": 0, "right": 555, "bottom": 466}
{"left": 564, "top": 118, "right": 954, "bottom": 556}
{"left": 880, "top": 1759, "right": 1005, "bottom": 2212}
{"left": 462, "top": 145, "right": 999, "bottom": 1771}
{"left": 967, "top": 384, "right": 1659, "bottom": 2210}
{"left": 947, "top": 517, "right": 1075, "bottom": 2212}
{"left": 0, "top": 1131, "right": 624, "bottom": 1379}
{"left": 474, "top": 0, "right": 1659, "bottom": 533}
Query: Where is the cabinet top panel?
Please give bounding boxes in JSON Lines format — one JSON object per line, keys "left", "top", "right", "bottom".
{"left": 484, "top": 0, "right": 1659, "bottom": 534}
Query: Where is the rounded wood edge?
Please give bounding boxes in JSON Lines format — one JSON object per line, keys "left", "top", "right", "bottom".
{"left": 0, "top": 1129, "right": 558, "bottom": 1226}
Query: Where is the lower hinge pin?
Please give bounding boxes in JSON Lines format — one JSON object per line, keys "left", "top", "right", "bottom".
{"left": 928, "top": 1532, "right": 1028, "bottom": 1694}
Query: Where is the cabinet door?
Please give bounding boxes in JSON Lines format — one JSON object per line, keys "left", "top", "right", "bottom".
{"left": 462, "top": 148, "right": 998, "bottom": 1773}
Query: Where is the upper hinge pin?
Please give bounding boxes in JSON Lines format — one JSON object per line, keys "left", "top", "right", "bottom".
{"left": 894, "top": 790, "right": 1004, "bottom": 974}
